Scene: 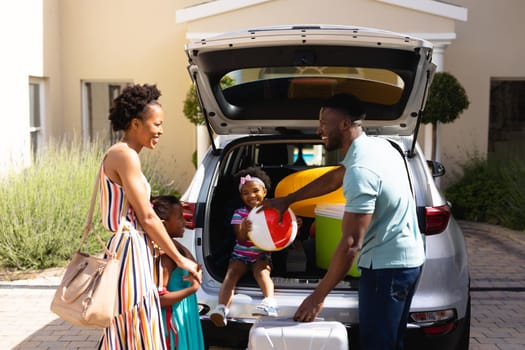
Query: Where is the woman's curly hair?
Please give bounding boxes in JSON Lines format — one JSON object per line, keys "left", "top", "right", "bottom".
{"left": 109, "top": 84, "right": 162, "bottom": 131}
{"left": 233, "top": 166, "right": 272, "bottom": 190}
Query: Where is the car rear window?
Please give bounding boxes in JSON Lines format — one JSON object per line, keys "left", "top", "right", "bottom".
{"left": 222, "top": 66, "right": 404, "bottom": 106}
{"left": 217, "top": 65, "right": 408, "bottom": 122}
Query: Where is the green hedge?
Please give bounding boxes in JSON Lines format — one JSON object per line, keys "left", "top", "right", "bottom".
{"left": 445, "top": 156, "right": 525, "bottom": 230}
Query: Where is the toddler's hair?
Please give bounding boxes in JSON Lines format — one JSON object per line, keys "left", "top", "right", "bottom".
{"left": 233, "top": 166, "right": 271, "bottom": 190}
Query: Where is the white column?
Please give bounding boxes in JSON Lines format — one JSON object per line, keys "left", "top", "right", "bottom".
{"left": 428, "top": 43, "right": 447, "bottom": 164}
{"left": 196, "top": 124, "right": 210, "bottom": 166}
{"left": 432, "top": 44, "right": 446, "bottom": 72}
{"left": 410, "top": 33, "right": 454, "bottom": 162}
{"left": 426, "top": 41, "right": 449, "bottom": 187}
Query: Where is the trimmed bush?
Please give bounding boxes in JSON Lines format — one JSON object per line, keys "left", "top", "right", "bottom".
{"left": 445, "top": 155, "right": 525, "bottom": 230}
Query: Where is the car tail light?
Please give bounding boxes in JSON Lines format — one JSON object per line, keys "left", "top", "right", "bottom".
{"left": 421, "top": 322, "right": 456, "bottom": 335}
{"left": 410, "top": 309, "right": 457, "bottom": 335}
{"left": 181, "top": 201, "right": 196, "bottom": 229}
{"left": 424, "top": 204, "right": 451, "bottom": 235}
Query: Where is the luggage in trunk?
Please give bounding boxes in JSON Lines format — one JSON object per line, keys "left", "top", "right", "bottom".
{"left": 247, "top": 317, "right": 348, "bottom": 350}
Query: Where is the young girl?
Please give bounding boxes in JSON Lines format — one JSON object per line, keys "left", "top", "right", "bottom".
{"left": 152, "top": 195, "right": 205, "bottom": 350}
{"left": 209, "top": 167, "right": 277, "bottom": 327}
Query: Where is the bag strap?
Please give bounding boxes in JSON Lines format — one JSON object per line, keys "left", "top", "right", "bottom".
{"left": 78, "top": 162, "right": 127, "bottom": 258}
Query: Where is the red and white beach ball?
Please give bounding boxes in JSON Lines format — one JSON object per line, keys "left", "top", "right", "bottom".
{"left": 247, "top": 206, "right": 298, "bottom": 251}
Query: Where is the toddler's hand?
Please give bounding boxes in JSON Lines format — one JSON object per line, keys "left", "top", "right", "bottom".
{"left": 297, "top": 217, "right": 303, "bottom": 230}
{"left": 241, "top": 218, "right": 253, "bottom": 236}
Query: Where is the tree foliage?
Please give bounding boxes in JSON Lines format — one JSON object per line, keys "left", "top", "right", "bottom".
{"left": 183, "top": 75, "right": 235, "bottom": 125}
{"left": 422, "top": 71, "right": 470, "bottom": 125}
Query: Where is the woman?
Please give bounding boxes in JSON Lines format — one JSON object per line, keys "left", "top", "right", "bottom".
{"left": 98, "top": 84, "right": 201, "bottom": 349}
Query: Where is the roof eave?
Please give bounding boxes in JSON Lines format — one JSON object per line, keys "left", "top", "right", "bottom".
{"left": 375, "top": 0, "right": 468, "bottom": 21}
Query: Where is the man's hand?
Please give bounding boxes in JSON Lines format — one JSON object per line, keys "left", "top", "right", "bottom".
{"left": 259, "top": 167, "right": 345, "bottom": 223}
{"left": 259, "top": 196, "right": 291, "bottom": 223}
{"left": 293, "top": 293, "right": 324, "bottom": 322}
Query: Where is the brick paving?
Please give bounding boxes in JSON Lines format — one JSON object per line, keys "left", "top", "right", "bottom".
{"left": 0, "top": 284, "right": 101, "bottom": 349}
{"left": 0, "top": 221, "right": 523, "bottom": 349}
{"left": 460, "top": 221, "right": 525, "bottom": 350}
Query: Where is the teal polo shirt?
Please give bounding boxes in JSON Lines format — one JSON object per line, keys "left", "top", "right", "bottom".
{"left": 341, "top": 133, "right": 425, "bottom": 269}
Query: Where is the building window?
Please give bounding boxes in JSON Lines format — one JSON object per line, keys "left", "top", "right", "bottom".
{"left": 29, "top": 79, "right": 44, "bottom": 156}
{"left": 82, "top": 81, "right": 131, "bottom": 144}
{"left": 489, "top": 79, "right": 525, "bottom": 158}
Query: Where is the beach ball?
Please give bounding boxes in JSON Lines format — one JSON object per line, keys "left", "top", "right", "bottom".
{"left": 247, "top": 206, "right": 298, "bottom": 251}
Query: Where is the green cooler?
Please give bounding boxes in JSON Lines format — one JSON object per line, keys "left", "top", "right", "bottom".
{"left": 315, "top": 204, "right": 360, "bottom": 277}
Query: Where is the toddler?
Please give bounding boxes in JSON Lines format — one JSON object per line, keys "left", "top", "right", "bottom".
{"left": 209, "top": 167, "right": 277, "bottom": 327}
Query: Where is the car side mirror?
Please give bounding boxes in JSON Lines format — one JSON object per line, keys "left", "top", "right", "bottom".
{"left": 426, "top": 160, "right": 446, "bottom": 178}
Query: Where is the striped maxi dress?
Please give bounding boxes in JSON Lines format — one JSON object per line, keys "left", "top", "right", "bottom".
{"left": 98, "top": 166, "right": 167, "bottom": 350}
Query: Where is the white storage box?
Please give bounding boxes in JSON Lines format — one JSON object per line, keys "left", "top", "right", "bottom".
{"left": 247, "top": 317, "right": 348, "bottom": 350}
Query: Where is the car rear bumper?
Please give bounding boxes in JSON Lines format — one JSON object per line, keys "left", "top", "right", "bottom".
{"left": 200, "top": 315, "right": 469, "bottom": 350}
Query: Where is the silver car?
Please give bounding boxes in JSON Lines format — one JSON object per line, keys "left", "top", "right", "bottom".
{"left": 180, "top": 25, "right": 470, "bottom": 350}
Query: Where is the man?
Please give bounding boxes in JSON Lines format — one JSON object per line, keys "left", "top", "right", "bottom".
{"left": 263, "top": 93, "right": 425, "bottom": 350}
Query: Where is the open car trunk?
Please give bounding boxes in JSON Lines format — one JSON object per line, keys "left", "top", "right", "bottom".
{"left": 186, "top": 25, "right": 436, "bottom": 147}
{"left": 203, "top": 135, "right": 412, "bottom": 290}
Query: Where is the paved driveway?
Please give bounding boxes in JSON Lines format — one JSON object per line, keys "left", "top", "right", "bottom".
{"left": 461, "top": 221, "right": 525, "bottom": 350}
{"left": 0, "top": 221, "right": 523, "bottom": 349}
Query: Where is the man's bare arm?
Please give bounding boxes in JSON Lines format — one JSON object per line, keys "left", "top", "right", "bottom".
{"left": 261, "top": 166, "right": 345, "bottom": 217}
{"left": 294, "top": 212, "right": 371, "bottom": 322}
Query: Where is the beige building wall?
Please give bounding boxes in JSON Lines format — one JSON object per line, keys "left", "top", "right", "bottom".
{"left": 57, "top": 0, "right": 196, "bottom": 189}
{"left": 442, "top": 0, "right": 525, "bottom": 185}
{"left": 182, "top": 0, "right": 455, "bottom": 34}
{"left": 42, "top": 0, "right": 63, "bottom": 140}
{"left": 9, "top": 0, "right": 521, "bottom": 193}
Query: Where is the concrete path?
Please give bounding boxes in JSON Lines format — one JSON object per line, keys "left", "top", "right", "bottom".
{"left": 0, "top": 221, "right": 523, "bottom": 349}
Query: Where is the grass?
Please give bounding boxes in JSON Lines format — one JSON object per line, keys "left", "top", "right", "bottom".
{"left": 0, "top": 136, "right": 180, "bottom": 271}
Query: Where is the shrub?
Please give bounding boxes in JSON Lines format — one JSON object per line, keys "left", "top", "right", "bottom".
{"left": 423, "top": 72, "right": 470, "bottom": 125}
{"left": 140, "top": 148, "right": 180, "bottom": 197}
{"left": 497, "top": 158, "right": 525, "bottom": 229}
{"left": 183, "top": 75, "right": 235, "bottom": 126}
{"left": 0, "top": 136, "right": 180, "bottom": 270}
{"left": 445, "top": 155, "right": 525, "bottom": 230}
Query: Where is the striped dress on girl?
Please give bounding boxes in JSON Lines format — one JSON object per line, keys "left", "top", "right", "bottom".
{"left": 98, "top": 166, "right": 167, "bottom": 350}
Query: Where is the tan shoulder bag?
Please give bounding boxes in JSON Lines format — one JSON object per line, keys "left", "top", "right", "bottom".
{"left": 50, "top": 166, "right": 126, "bottom": 328}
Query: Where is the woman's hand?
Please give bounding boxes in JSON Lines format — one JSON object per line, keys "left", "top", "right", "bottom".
{"left": 186, "top": 272, "right": 201, "bottom": 292}
{"left": 178, "top": 256, "right": 202, "bottom": 284}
